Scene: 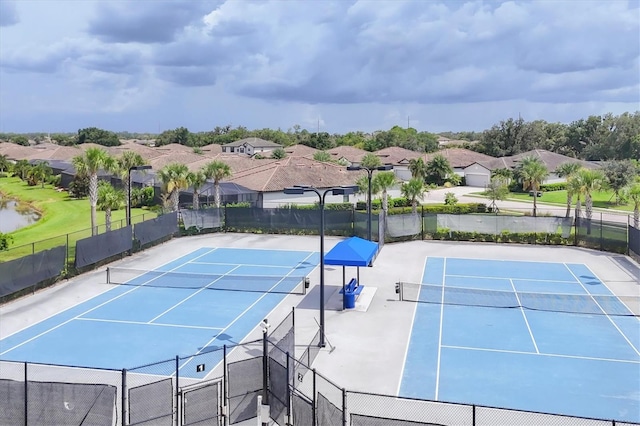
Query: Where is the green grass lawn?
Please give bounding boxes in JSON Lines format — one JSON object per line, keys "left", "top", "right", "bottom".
{"left": 506, "top": 190, "right": 633, "bottom": 212}
{"left": 0, "top": 176, "right": 156, "bottom": 261}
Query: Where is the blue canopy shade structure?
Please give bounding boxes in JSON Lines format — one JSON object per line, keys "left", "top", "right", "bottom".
{"left": 324, "top": 236, "right": 379, "bottom": 267}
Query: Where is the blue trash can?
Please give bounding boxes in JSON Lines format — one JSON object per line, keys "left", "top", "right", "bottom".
{"left": 344, "top": 291, "right": 356, "bottom": 309}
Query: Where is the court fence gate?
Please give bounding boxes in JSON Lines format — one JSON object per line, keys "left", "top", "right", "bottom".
{"left": 1, "top": 308, "right": 638, "bottom": 426}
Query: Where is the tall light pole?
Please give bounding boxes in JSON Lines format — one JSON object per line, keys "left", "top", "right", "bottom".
{"left": 347, "top": 164, "right": 393, "bottom": 241}
{"left": 283, "top": 185, "right": 357, "bottom": 347}
{"left": 127, "top": 165, "right": 151, "bottom": 226}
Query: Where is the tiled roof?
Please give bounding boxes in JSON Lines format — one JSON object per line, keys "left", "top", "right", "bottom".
{"left": 147, "top": 152, "right": 208, "bottom": 170}
{"left": 229, "top": 156, "right": 361, "bottom": 192}
{"left": 200, "top": 144, "right": 223, "bottom": 156}
{"left": 327, "top": 146, "right": 368, "bottom": 162}
{"left": 222, "top": 137, "right": 283, "bottom": 148}
{"left": 0, "top": 142, "right": 46, "bottom": 160}
{"left": 284, "top": 144, "right": 319, "bottom": 157}
{"left": 155, "top": 143, "right": 196, "bottom": 154}
{"left": 424, "top": 148, "right": 495, "bottom": 168}
{"left": 374, "top": 147, "right": 423, "bottom": 165}
{"left": 109, "top": 142, "right": 166, "bottom": 159}
{"left": 476, "top": 150, "right": 598, "bottom": 171}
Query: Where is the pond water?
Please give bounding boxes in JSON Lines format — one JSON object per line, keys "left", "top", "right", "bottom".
{"left": 0, "top": 197, "right": 41, "bottom": 233}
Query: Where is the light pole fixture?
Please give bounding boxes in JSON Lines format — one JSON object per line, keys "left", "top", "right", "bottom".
{"left": 347, "top": 164, "right": 393, "bottom": 241}
{"left": 283, "top": 184, "right": 357, "bottom": 347}
{"left": 127, "top": 165, "right": 152, "bottom": 226}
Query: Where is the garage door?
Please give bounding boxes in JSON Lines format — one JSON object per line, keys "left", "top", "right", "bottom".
{"left": 465, "top": 173, "right": 490, "bottom": 187}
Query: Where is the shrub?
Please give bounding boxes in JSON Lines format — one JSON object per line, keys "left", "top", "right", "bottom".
{"left": 540, "top": 182, "right": 566, "bottom": 191}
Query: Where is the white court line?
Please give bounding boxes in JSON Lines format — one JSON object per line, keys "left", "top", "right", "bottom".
{"left": 443, "top": 344, "right": 640, "bottom": 365}
{"left": 396, "top": 256, "right": 429, "bottom": 396}
{"left": 76, "top": 317, "right": 224, "bottom": 331}
{"left": 564, "top": 263, "right": 640, "bottom": 357}
{"left": 434, "top": 258, "right": 446, "bottom": 401}
{"left": 177, "top": 251, "right": 317, "bottom": 375}
{"left": 447, "top": 273, "right": 576, "bottom": 284}
{"left": 190, "top": 261, "right": 305, "bottom": 269}
{"left": 510, "top": 278, "right": 539, "bottom": 354}
{"left": 147, "top": 265, "right": 243, "bottom": 323}
{"left": 0, "top": 248, "right": 220, "bottom": 356}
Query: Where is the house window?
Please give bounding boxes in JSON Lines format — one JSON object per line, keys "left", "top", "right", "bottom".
{"left": 230, "top": 147, "right": 235, "bottom": 153}
{"left": 239, "top": 147, "right": 244, "bottom": 153}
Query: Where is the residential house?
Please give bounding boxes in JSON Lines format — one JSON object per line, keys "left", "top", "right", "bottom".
{"left": 221, "top": 137, "right": 283, "bottom": 156}
{"left": 374, "top": 146, "right": 423, "bottom": 181}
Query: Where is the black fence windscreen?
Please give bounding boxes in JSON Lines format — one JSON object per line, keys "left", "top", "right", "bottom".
{"left": 630, "top": 225, "right": 640, "bottom": 259}
{"left": 134, "top": 212, "right": 178, "bottom": 246}
{"left": 268, "top": 358, "right": 288, "bottom": 426}
{"left": 227, "top": 357, "right": 262, "bottom": 424}
{"left": 128, "top": 378, "right": 173, "bottom": 426}
{"left": 351, "top": 413, "right": 446, "bottom": 426}
{"left": 224, "top": 207, "right": 354, "bottom": 235}
{"left": 0, "top": 380, "right": 117, "bottom": 426}
{"left": 317, "top": 392, "right": 343, "bottom": 426}
{"left": 180, "top": 208, "right": 223, "bottom": 230}
{"left": 0, "top": 245, "right": 66, "bottom": 298}
{"left": 292, "top": 391, "right": 313, "bottom": 426}
{"left": 183, "top": 381, "right": 220, "bottom": 426}
{"left": 75, "top": 226, "right": 132, "bottom": 269}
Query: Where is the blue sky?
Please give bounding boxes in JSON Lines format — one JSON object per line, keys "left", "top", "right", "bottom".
{"left": 0, "top": 0, "right": 638, "bottom": 134}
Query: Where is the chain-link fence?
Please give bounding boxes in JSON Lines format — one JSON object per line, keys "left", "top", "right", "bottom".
{"left": 2, "top": 308, "right": 637, "bottom": 426}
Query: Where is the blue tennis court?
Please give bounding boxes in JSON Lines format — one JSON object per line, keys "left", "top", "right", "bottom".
{"left": 400, "top": 257, "right": 640, "bottom": 423}
{"left": 0, "top": 247, "right": 319, "bottom": 379}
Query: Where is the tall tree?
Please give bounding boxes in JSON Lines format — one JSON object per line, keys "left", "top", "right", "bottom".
{"left": 425, "top": 154, "right": 454, "bottom": 186}
{"left": 601, "top": 160, "right": 637, "bottom": 205}
{"left": 360, "top": 153, "right": 382, "bottom": 170}
{"left": 408, "top": 158, "right": 426, "bottom": 181}
{"left": 28, "top": 160, "right": 51, "bottom": 188}
{"left": 97, "top": 181, "right": 125, "bottom": 232}
{"left": 158, "top": 163, "right": 190, "bottom": 212}
{"left": 0, "top": 154, "right": 10, "bottom": 176}
{"left": 573, "top": 168, "right": 606, "bottom": 234}
{"left": 202, "top": 160, "right": 232, "bottom": 208}
{"left": 372, "top": 171, "right": 397, "bottom": 214}
{"left": 72, "top": 147, "right": 116, "bottom": 235}
{"left": 401, "top": 178, "right": 425, "bottom": 214}
{"left": 518, "top": 156, "right": 548, "bottom": 217}
{"left": 77, "top": 127, "right": 120, "bottom": 146}
{"left": 554, "top": 162, "right": 582, "bottom": 218}
{"left": 115, "top": 151, "right": 146, "bottom": 226}
{"left": 188, "top": 170, "right": 207, "bottom": 210}
{"left": 623, "top": 179, "right": 640, "bottom": 228}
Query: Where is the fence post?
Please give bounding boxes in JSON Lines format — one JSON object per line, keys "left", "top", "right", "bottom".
{"left": 24, "top": 362, "right": 27, "bottom": 426}
{"left": 175, "top": 356, "right": 180, "bottom": 426}
{"left": 286, "top": 352, "right": 291, "bottom": 425}
{"left": 122, "top": 368, "right": 127, "bottom": 426}
{"left": 223, "top": 345, "right": 228, "bottom": 426}
{"left": 312, "top": 369, "right": 317, "bottom": 426}
{"left": 342, "top": 388, "right": 347, "bottom": 426}
{"left": 600, "top": 212, "right": 604, "bottom": 251}
{"left": 472, "top": 404, "right": 476, "bottom": 426}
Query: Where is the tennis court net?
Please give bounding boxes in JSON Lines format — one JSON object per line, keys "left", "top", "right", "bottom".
{"left": 106, "top": 267, "right": 308, "bottom": 295}
{"left": 397, "top": 282, "right": 639, "bottom": 317}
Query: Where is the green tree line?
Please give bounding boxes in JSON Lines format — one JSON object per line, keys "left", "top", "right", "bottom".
{"left": 1, "top": 112, "right": 638, "bottom": 160}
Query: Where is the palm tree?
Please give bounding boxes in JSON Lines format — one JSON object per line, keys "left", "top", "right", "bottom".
{"left": 491, "top": 168, "right": 513, "bottom": 185}
{"left": 202, "top": 160, "right": 232, "bottom": 208}
{"left": 115, "top": 151, "right": 146, "bottom": 226}
{"left": 72, "top": 147, "right": 116, "bottom": 235}
{"left": 360, "top": 153, "right": 382, "bottom": 170}
{"left": 97, "top": 182, "right": 125, "bottom": 232}
{"left": 188, "top": 170, "right": 207, "bottom": 210}
{"left": 0, "top": 154, "right": 10, "bottom": 176}
{"left": 518, "top": 156, "right": 548, "bottom": 217}
{"left": 425, "top": 154, "right": 454, "bottom": 186}
{"left": 573, "top": 168, "right": 606, "bottom": 234}
{"left": 356, "top": 175, "right": 381, "bottom": 210}
{"left": 624, "top": 179, "right": 640, "bottom": 228}
{"left": 566, "top": 175, "right": 583, "bottom": 223}
{"left": 555, "top": 162, "right": 582, "bottom": 218}
{"left": 27, "top": 161, "right": 51, "bottom": 188}
{"left": 401, "top": 178, "right": 425, "bottom": 214}
{"left": 373, "top": 171, "right": 397, "bottom": 214}
{"left": 158, "top": 163, "right": 190, "bottom": 212}
{"left": 408, "top": 158, "right": 426, "bottom": 181}
{"left": 313, "top": 151, "right": 332, "bottom": 162}
{"left": 12, "top": 159, "right": 31, "bottom": 180}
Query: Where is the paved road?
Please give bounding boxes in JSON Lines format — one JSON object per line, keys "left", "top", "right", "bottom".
{"left": 423, "top": 186, "right": 632, "bottom": 225}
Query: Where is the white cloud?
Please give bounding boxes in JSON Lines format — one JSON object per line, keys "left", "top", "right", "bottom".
{"left": 0, "top": 0, "right": 637, "bottom": 133}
